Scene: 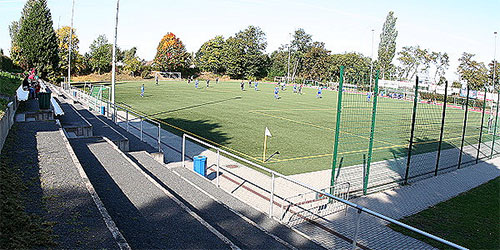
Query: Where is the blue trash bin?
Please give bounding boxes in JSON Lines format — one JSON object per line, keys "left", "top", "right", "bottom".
{"left": 193, "top": 155, "right": 207, "bottom": 177}
{"left": 100, "top": 106, "right": 106, "bottom": 115}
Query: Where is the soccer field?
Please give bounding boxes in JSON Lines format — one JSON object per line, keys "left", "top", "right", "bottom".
{"left": 114, "top": 80, "right": 487, "bottom": 176}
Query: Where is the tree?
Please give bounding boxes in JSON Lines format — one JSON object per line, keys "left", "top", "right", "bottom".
{"left": 488, "top": 60, "right": 500, "bottom": 87}
{"left": 377, "top": 11, "right": 398, "bottom": 79}
{"left": 301, "top": 42, "right": 331, "bottom": 81}
{"left": 195, "top": 36, "right": 225, "bottom": 74}
{"left": 451, "top": 80, "right": 462, "bottom": 88}
{"left": 397, "top": 46, "right": 432, "bottom": 80}
{"left": 8, "top": 21, "right": 21, "bottom": 65}
{"left": 330, "top": 52, "right": 371, "bottom": 82}
{"left": 123, "top": 47, "right": 143, "bottom": 76}
{"left": 153, "top": 32, "right": 190, "bottom": 73}
{"left": 457, "top": 52, "right": 488, "bottom": 90}
{"left": 268, "top": 46, "right": 288, "bottom": 78}
{"left": 56, "top": 26, "right": 79, "bottom": 76}
{"left": 87, "top": 34, "right": 113, "bottom": 74}
{"left": 223, "top": 26, "right": 268, "bottom": 79}
{"left": 431, "top": 52, "right": 449, "bottom": 83}
{"left": 15, "top": 0, "right": 60, "bottom": 79}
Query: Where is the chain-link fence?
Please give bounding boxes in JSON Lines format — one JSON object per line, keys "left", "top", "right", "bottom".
{"left": 331, "top": 66, "right": 500, "bottom": 196}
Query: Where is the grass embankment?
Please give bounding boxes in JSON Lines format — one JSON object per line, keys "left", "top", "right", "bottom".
{"left": 389, "top": 177, "right": 500, "bottom": 249}
{"left": 0, "top": 126, "right": 55, "bottom": 248}
{"left": 0, "top": 72, "right": 22, "bottom": 116}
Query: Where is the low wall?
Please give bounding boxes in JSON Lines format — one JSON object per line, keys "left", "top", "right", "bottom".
{"left": 0, "top": 96, "right": 18, "bottom": 153}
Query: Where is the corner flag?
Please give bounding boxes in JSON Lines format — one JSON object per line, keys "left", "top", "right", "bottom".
{"left": 265, "top": 127, "right": 272, "bottom": 137}
{"left": 263, "top": 127, "right": 272, "bottom": 162}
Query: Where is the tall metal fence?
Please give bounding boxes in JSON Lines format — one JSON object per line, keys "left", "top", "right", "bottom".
{"left": 331, "top": 66, "right": 500, "bottom": 195}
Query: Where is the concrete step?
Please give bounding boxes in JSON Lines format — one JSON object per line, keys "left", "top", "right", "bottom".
{"left": 127, "top": 150, "right": 324, "bottom": 249}
{"left": 53, "top": 96, "right": 93, "bottom": 137}
{"left": 68, "top": 137, "right": 229, "bottom": 249}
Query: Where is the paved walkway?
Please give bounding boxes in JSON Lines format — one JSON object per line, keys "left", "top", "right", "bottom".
{"left": 65, "top": 86, "right": 500, "bottom": 249}
{"left": 3, "top": 121, "right": 118, "bottom": 248}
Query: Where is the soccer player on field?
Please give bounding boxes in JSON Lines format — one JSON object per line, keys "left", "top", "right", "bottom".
{"left": 141, "top": 84, "right": 145, "bottom": 97}
{"left": 367, "top": 91, "right": 371, "bottom": 102}
{"left": 216, "top": 77, "right": 219, "bottom": 84}
{"left": 195, "top": 79, "right": 199, "bottom": 89}
{"left": 254, "top": 81, "right": 259, "bottom": 91}
{"left": 155, "top": 73, "right": 159, "bottom": 85}
{"left": 274, "top": 86, "right": 280, "bottom": 99}
{"left": 206, "top": 79, "right": 210, "bottom": 88}
{"left": 240, "top": 81, "right": 244, "bottom": 91}
{"left": 293, "top": 84, "right": 297, "bottom": 93}
{"left": 316, "top": 85, "right": 323, "bottom": 98}
{"left": 299, "top": 84, "right": 303, "bottom": 95}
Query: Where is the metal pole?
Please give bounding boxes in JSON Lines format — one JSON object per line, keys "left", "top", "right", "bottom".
{"left": 490, "top": 91, "right": 500, "bottom": 158}
{"left": 158, "top": 123, "right": 161, "bottom": 152}
{"left": 404, "top": 76, "right": 419, "bottom": 185}
{"left": 369, "top": 29, "right": 374, "bottom": 93}
{"left": 363, "top": 70, "right": 379, "bottom": 195}
{"left": 476, "top": 87, "right": 488, "bottom": 163}
{"left": 216, "top": 149, "right": 220, "bottom": 188}
{"left": 435, "top": 80, "right": 449, "bottom": 175}
{"left": 287, "top": 33, "right": 292, "bottom": 84}
{"left": 67, "top": 0, "right": 75, "bottom": 86}
{"left": 182, "top": 134, "right": 186, "bottom": 168}
{"left": 126, "top": 109, "right": 129, "bottom": 132}
{"left": 269, "top": 173, "right": 275, "bottom": 218}
{"left": 458, "top": 87, "right": 470, "bottom": 169}
{"left": 140, "top": 117, "right": 143, "bottom": 141}
{"left": 331, "top": 66, "right": 345, "bottom": 190}
{"left": 111, "top": 0, "right": 120, "bottom": 120}
{"left": 351, "top": 209, "right": 362, "bottom": 250}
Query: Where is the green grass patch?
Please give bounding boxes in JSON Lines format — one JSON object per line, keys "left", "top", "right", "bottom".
{"left": 114, "top": 80, "right": 487, "bottom": 176}
{"left": 388, "top": 177, "right": 500, "bottom": 249}
{"left": 0, "top": 72, "right": 22, "bottom": 97}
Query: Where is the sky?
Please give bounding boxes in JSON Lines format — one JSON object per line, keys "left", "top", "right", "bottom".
{"left": 1, "top": 0, "right": 499, "bottom": 81}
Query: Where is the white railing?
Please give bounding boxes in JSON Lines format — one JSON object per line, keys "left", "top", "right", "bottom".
{"left": 59, "top": 83, "right": 162, "bottom": 152}
{"left": 181, "top": 133, "right": 467, "bottom": 250}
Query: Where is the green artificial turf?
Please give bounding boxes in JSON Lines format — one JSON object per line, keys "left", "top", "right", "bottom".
{"left": 389, "top": 177, "right": 500, "bottom": 250}
{"left": 115, "top": 80, "right": 488, "bottom": 176}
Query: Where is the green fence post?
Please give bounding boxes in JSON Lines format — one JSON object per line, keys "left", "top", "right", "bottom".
{"left": 330, "top": 66, "right": 345, "bottom": 193}
{"left": 490, "top": 91, "right": 500, "bottom": 158}
{"left": 404, "top": 76, "right": 419, "bottom": 185}
{"left": 476, "top": 87, "right": 488, "bottom": 164}
{"left": 363, "top": 70, "right": 380, "bottom": 195}
{"left": 458, "top": 87, "right": 470, "bottom": 169}
{"left": 434, "top": 80, "right": 449, "bottom": 176}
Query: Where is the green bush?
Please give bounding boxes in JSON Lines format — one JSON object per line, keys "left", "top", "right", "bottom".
{"left": 0, "top": 55, "right": 14, "bottom": 72}
{"left": 0, "top": 72, "right": 22, "bottom": 97}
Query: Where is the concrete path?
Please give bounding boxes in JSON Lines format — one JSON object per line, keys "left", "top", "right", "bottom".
{"left": 4, "top": 121, "right": 118, "bottom": 248}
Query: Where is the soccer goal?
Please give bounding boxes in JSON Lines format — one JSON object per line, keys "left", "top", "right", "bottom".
{"left": 157, "top": 71, "right": 182, "bottom": 79}
{"left": 274, "top": 76, "right": 286, "bottom": 82}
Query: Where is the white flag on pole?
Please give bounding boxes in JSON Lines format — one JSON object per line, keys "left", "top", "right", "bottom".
{"left": 265, "top": 127, "right": 272, "bottom": 137}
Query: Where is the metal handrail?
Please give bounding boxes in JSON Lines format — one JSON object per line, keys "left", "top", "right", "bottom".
{"left": 182, "top": 133, "right": 467, "bottom": 250}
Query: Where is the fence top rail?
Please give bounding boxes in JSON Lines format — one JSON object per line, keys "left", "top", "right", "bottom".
{"left": 67, "top": 85, "right": 160, "bottom": 126}
{"left": 183, "top": 133, "right": 467, "bottom": 250}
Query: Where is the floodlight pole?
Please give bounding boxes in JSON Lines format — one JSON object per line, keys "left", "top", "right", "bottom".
{"left": 67, "top": 0, "right": 75, "bottom": 85}
{"left": 369, "top": 29, "right": 374, "bottom": 93}
{"left": 287, "top": 32, "right": 292, "bottom": 83}
{"left": 111, "top": 0, "right": 120, "bottom": 120}
{"left": 494, "top": 32, "right": 497, "bottom": 90}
